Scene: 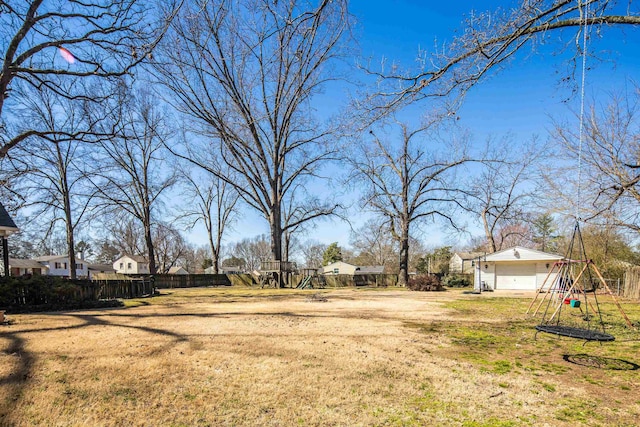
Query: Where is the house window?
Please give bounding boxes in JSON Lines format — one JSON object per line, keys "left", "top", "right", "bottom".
{"left": 63, "top": 262, "right": 68, "bottom": 269}
{"left": 127, "top": 263, "right": 132, "bottom": 269}
{"left": 54, "top": 262, "right": 61, "bottom": 269}
{"left": 333, "top": 268, "right": 339, "bottom": 274}
{"left": 77, "top": 263, "right": 83, "bottom": 270}
{"left": 120, "top": 262, "right": 124, "bottom": 269}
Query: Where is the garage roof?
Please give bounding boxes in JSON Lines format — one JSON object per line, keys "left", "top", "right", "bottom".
{"left": 484, "top": 246, "right": 563, "bottom": 262}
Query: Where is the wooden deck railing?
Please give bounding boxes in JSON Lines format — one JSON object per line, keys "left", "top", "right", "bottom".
{"left": 259, "top": 261, "right": 296, "bottom": 272}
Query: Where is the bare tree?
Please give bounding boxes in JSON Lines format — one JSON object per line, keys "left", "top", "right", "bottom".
{"left": 362, "top": 1, "right": 640, "bottom": 115}
{"left": 462, "top": 137, "right": 547, "bottom": 253}
{"left": 280, "top": 182, "right": 338, "bottom": 263}
{"left": 0, "top": 0, "right": 180, "bottom": 158}
{"left": 103, "top": 216, "right": 146, "bottom": 258}
{"left": 91, "top": 87, "right": 176, "bottom": 274}
{"left": 153, "top": 222, "right": 187, "bottom": 273}
{"left": 492, "top": 221, "right": 535, "bottom": 250}
{"left": 155, "top": 0, "right": 349, "bottom": 272}
{"left": 350, "top": 116, "right": 472, "bottom": 286}
{"left": 230, "top": 235, "right": 272, "bottom": 272}
{"left": 299, "top": 240, "right": 326, "bottom": 269}
{"left": 553, "top": 86, "right": 640, "bottom": 232}
{"left": 5, "top": 83, "right": 96, "bottom": 278}
{"left": 349, "top": 218, "right": 397, "bottom": 269}
{"left": 178, "top": 167, "right": 238, "bottom": 274}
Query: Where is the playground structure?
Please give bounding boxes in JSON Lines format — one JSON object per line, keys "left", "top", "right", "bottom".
{"left": 296, "top": 268, "right": 325, "bottom": 289}
{"left": 257, "top": 261, "right": 296, "bottom": 288}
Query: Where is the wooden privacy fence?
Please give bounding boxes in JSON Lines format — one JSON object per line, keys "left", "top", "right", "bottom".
{"left": 153, "top": 274, "right": 231, "bottom": 289}
{"left": 623, "top": 266, "right": 640, "bottom": 300}
{"left": 315, "top": 274, "right": 398, "bottom": 288}
{"left": 90, "top": 278, "right": 155, "bottom": 299}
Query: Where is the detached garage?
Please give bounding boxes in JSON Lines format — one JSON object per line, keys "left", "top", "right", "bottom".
{"left": 474, "top": 246, "right": 563, "bottom": 291}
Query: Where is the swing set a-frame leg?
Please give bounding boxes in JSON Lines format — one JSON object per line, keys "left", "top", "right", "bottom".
{"left": 591, "top": 263, "right": 635, "bottom": 329}
{"left": 527, "top": 262, "right": 560, "bottom": 315}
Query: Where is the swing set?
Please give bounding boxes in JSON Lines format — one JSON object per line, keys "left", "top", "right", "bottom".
{"left": 527, "top": 2, "right": 635, "bottom": 343}
{"left": 527, "top": 222, "right": 634, "bottom": 343}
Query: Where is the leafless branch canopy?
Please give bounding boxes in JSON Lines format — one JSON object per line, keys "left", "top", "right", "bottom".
{"left": 553, "top": 86, "right": 640, "bottom": 233}
{"left": 461, "top": 136, "right": 548, "bottom": 252}
{"left": 360, "top": 0, "right": 640, "bottom": 116}
{"left": 0, "top": 0, "right": 180, "bottom": 157}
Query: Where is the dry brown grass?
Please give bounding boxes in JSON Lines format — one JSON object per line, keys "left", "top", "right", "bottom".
{"left": 1, "top": 287, "right": 639, "bottom": 426}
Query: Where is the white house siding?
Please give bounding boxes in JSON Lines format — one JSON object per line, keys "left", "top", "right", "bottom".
{"left": 48, "top": 264, "right": 88, "bottom": 278}
{"left": 34, "top": 256, "right": 88, "bottom": 278}
{"left": 449, "top": 254, "right": 463, "bottom": 274}
{"left": 320, "top": 261, "right": 358, "bottom": 275}
{"left": 475, "top": 263, "right": 496, "bottom": 290}
{"left": 450, "top": 253, "right": 484, "bottom": 274}
{"left": 113, "top": 255, "right": 150, "bottom": 274}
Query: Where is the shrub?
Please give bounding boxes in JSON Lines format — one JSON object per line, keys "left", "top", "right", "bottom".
{"left": 407, "top": 274, "right": 444, "bottom": 292}
{"left": 0, "top": 276, "right": 106, "bottom": 312}
{"left": 442, "top": 274, "right": 472, "bottom": 288}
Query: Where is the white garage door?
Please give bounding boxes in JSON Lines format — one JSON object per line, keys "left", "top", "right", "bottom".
{"left": 496, "top": 263, "right": 536, "bottom": 290}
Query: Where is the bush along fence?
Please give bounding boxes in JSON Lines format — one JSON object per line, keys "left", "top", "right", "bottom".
{"left": 0, "top": 276, "right": 145, "bottom": 312}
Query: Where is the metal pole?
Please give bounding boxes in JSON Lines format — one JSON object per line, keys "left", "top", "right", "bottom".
{"left": 2, "top": 237, "right": 9, "bottom": 277}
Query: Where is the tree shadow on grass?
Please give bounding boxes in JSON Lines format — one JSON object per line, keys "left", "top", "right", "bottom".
{"left": 0, "top": 310, "right": 191, "bottom": 425}
{"left": 0, "top": 291, "right": 434, "bottom": 423}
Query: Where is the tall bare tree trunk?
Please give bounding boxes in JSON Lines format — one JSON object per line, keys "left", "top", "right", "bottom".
{"left": 398, "top": 222, "right": 410, "bottom": 287}
{"left": 270, "top": 203, "right": 283, "bottom": 287}
{"left": 143, "top": 210, "right": 157, "bottom": 275}
{"left": 57, "top": 143, "right": 77, "bottom": 279}
{"left": 482, "top": 210, "right": 498, "bottom": 253}
{"left": 210, "top": 231, "right": 220, "bottom": 274}
{"left": 63, "top": 195, "right": 77, "bottom": 279}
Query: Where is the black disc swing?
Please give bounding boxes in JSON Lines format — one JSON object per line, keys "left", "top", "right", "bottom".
{"left": 532, "top": 222, "right": 614, "bottom": 343}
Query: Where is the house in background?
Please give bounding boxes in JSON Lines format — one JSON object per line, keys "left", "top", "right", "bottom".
{"left": 449, "top": 252, "right": 484, "bottom": 274}
{"left": 167, "top": 266, "right": 189, "bottom": 275}
{"left": 34, "top": 255, "right": 88, "bottom": 278}
{"left": 319, "top": 261, "right": 384, "bottom": 275}
{"left": 354, "top": 265, "right": 385, "bottom": 274}
{"left": 113, "top": 255, "right": 150, "bottom": 275}
{"left": 87, "top": 263, "right": 116, "bottom": 280}
{"left": 474, "top": 246, "right": 563, "bottom": 291}
{"left": 9, "top": 258, "right": 49, "bottom": 277}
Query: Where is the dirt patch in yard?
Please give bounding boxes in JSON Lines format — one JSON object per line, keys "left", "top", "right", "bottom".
{"left": 0, "top": 287, "right": 638, "bottom": 426}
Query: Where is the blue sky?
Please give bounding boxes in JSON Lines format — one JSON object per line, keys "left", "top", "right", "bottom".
{"left": 189, "top": 1, "right": 640, "bottom": 255}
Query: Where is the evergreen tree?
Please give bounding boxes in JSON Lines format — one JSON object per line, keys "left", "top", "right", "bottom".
{"left": 322, "top": 242, "right": 343, "bottom": 266}
{"left": 532, "top": 214, "right": 559, "bottom": 252}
